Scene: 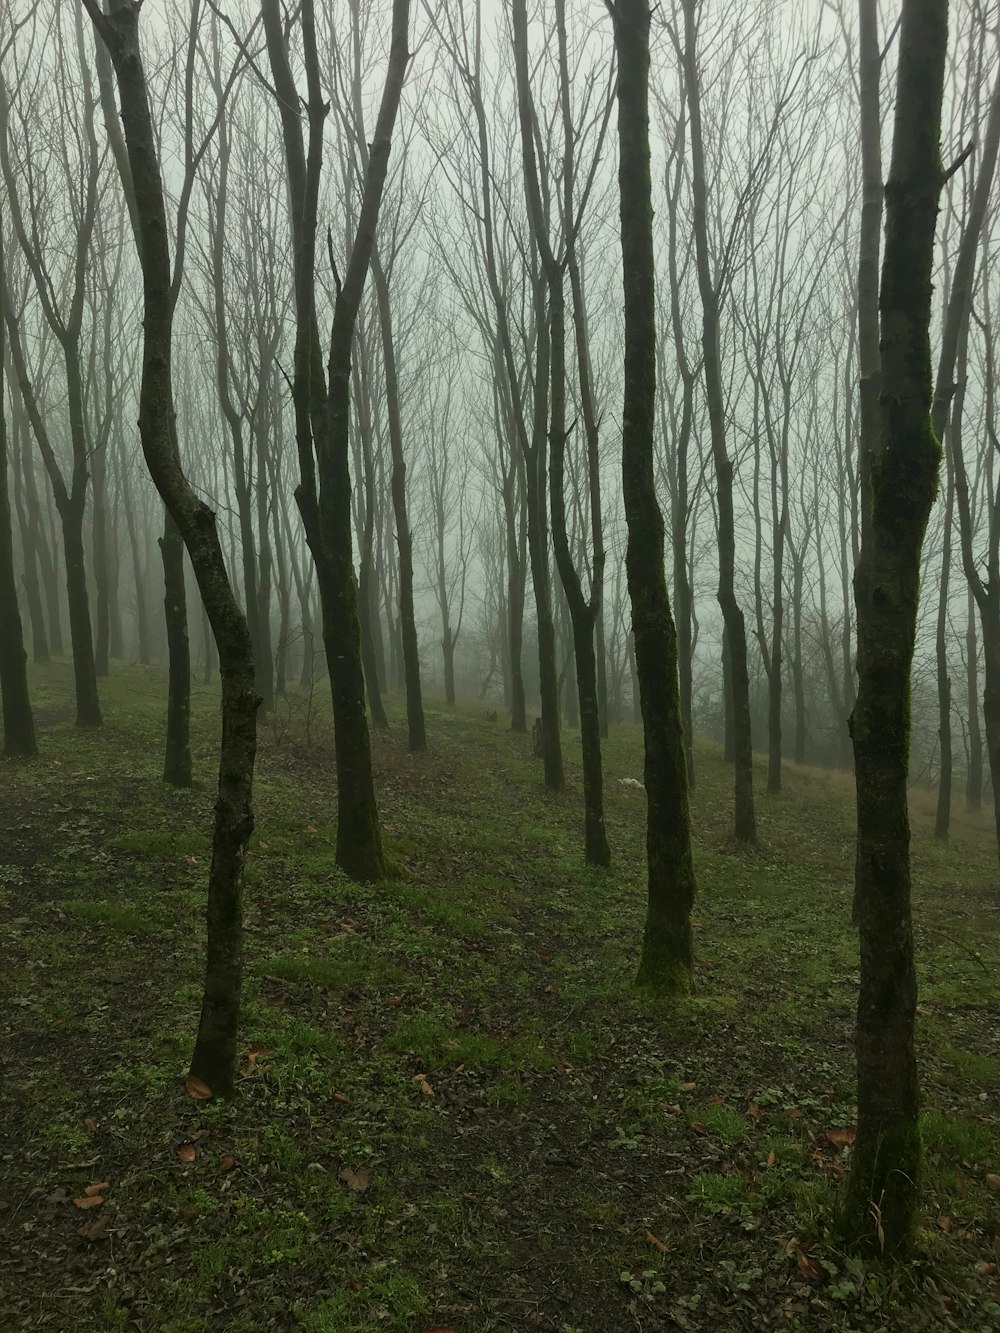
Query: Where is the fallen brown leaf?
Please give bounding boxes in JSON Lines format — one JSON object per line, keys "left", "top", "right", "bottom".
{"left": 977, "top": 1263, "right": 998, "bottom": 1276}
{"left": 822, "top": 1127, "right": 857, "bottom": 1149}
{"left": 219, "top": 1154, "right": 236, "bottom": 1172}
{"left": 241, "top": 1042, "right": 270, "bottom": 1078}
{"left": 746, "top": 1101, "right": 762, "bottom": 1121}
{"left": 176, "top": 1143, "right": 196, "bottom": 1163}
{"left": 78, "top": 1215, "right": 107, "bottom": 1241}
{"left": 986, "top": 1174, "right": 1000, "bottom": 1192}
{"left": 84, "top": 1117, "right": 98, "bottom": 1134}
{"left": 72, "top": 1195, "right": 104, "bottom": 1209}
{"left": 333, "top": 1092, "right": 349, "bottom": 1104}
{"left": 419, "top": 1079, "right": 434, "bottom": 1097}
{"left": 339, "top": 1166, "right": 370, "bottom": 1193}
{"left": 766, "top": 1150, "right": 777, "bottom": 1168}
{"left": 796, "top": 1251, "right": 823, "bottom": 1282}
{"left": 184, "top": 1075, "right": 213, "bottom": 1100}
{"left": 937, "top": 1215, "right": 952, "bottom": 1231}
{"left": 681, "top": 1081, "right": 697, "bottom": 1092}
{"left": 84, "top": 1182, "right": 109, "bottom": 1196}
{"left": 644, "top": 1229, "right": 668, "bottom": 1253}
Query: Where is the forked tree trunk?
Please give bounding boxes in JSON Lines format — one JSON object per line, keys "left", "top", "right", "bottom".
{"left": 262, "top": 0, "right": 411, "bottom": 883}
{"left": 84, "top": 0, "right": 259, "bottom": 1100}
{"left": 513, "top": 0, "right": 606, "bottom": 861}
{"left": 842, "top": 0, "right": 947, "bottom": 1258}
{"left": 608, "top": 0, "right": 695, "bottom": 992}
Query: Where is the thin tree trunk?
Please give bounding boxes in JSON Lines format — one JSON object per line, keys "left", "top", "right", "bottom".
{"left": 967, "top": 586, "right": 982, "bottom": 809}
{"left": 681, "top": 0, "right": 755, "bottom": 842}
{"left": 372, "top": 253, "right": 425, "bottom": 750}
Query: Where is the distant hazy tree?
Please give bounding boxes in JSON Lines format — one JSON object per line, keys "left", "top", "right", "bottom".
{"left": 607, "top": 0, "right": 695, "bottom": 992}
{"left": 676, "top": 0, "right": 755, "bottom": 840}
{"left": 0, "top": 3, "right": 103, "bottom": 727}
{"left": 512, "top": 0, "right": 611, "bottom": 863}
{"left": 939, "top": 34, "right": 1000, "bottom": 852}
{"left": 330, "top": 22, "right": 426, "bottom": 752}
{"left": 843, "top": 0, "right": 948, "bottom": 1258}
{"left": 429, "top": 0, "right": 562, "bottom": 781}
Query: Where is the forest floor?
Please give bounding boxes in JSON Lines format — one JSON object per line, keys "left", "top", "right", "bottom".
{"left": 1, "top": 663, "right": 999, "bottom": 1333}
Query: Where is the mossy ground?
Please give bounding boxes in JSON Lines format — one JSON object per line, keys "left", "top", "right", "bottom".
{"left": 1, "top": 662, "right": 999, "bottom": 1332}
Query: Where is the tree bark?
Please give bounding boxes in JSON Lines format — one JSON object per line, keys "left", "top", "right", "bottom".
{"left": 84, "top": 0, "right": 259, "bottom": 1100}
{"left": 842, "top": 0, "right": 947, "bottom": 1258}
{"left": 0, "top": 279, "right": 36, "bottom": 757}
{"left": 609, "top": 0, "right": 695, "bottom": 991}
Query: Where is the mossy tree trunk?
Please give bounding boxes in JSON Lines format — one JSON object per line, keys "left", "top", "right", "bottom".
{"left": 607, "top": 0, "right": 695, "bottom": 992}
{"left": 842, "top": 0, "right": 948, "bottom": 1259}
{"left": 83, "top": 0, "right": 259, "bottom": 1100}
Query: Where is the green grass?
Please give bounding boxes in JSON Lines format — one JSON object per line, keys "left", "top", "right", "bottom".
{"left": 3, "top": 661, "right": 1000, "bottom": 1333}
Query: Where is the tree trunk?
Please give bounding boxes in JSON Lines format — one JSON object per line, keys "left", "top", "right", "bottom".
{"left": 681, "top": 0, "right": 755, "bottom": 842}
{"left": 0, "top": 298, "right": 36, "bottom": 757}
{"left": 842, "top": 0, "right": 947, "bottom": 1257}
{"left": 262, "top": 0, "right": 410, "bottom": 883}
{"left": 84, "top": 0, "right": 259, "bottom": 1099}
{"left": 372, "top": 253, "right": 425, "bottom": 751}
{"left": 609, "top": 0, "right": 695, "bottom": 992}
{"left": 161, "top": 508, "right": 192, "bottom": 787}
{"left": 61, "top": 498, "right": 102, "bottom": 727}
{"left": 934, "top": 393, "right": 957, "bottom": 839}
{"left": 966, "top": 587, "right": 982, "bottom": 809}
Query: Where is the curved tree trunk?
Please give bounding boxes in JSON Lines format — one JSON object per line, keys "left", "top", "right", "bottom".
{"left": 84, "top": 0, "right": 259, "bottom": 1099}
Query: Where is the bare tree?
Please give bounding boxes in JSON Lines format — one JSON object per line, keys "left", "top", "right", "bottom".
{"left": 82, "top": 0, "right": 259, "bottom": 1099}
{"left": 843, "top": 0, "right": 948, "bottom": 1258}
{"left": 262, "top": 0, "right": 412, "bottom": 881}
{"left": 607, "top": 0, "right": 695, "bottom": 992}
